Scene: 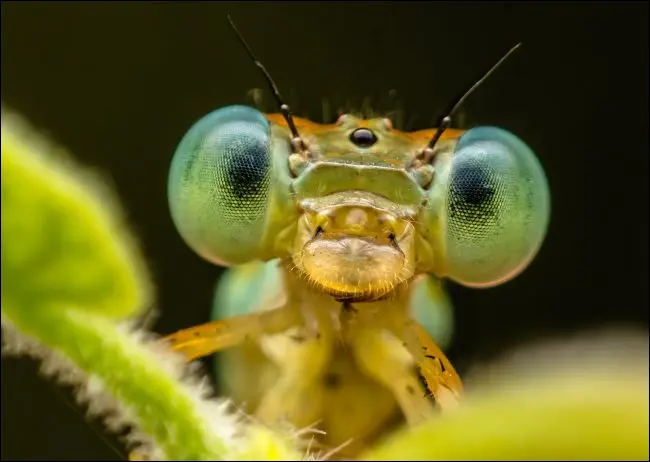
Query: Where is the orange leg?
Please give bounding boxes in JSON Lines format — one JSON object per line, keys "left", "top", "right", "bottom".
{"left": 389, "top": 319, "right": 463, "bottom": 410}
{"left": 128, "top": 305, "right": 300, "bottom": 461}
{"left": 352, "top": 325, "right": 437, "bottom": 425}
{"left": 159, "top": 304, "right": 301, "bottom": 362}
{"left": 412, "top": 321, "right": 463, "bottom": 408}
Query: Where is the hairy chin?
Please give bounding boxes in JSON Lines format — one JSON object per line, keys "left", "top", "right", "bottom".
{"left": 295, "top": 237, "right": 414, "bottom": 300}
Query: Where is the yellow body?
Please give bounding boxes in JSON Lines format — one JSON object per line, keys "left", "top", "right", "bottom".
{"left": 213, "top": 259, "right": 457, "bottom": 457}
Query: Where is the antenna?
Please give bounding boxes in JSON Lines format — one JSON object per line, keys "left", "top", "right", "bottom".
{"left": 422, "top": 42, "right": 522, "bottom": 163}
{"left": 226, "top": 15, "right": 302, "bottom": 141}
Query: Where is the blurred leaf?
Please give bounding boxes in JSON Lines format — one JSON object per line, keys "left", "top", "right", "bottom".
{"left": 1, "top": 109, "right": 151, "bottom": 319}
{"left": 0, "top": 107, "right": 301, "bottom": 461}
{"left": 362, "top": 335, "right": 649, "bottom": 461}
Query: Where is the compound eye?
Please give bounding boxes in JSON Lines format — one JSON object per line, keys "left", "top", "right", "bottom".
{"left": 444, "top": 127, "right": 550, "bottom": 287}
{"left": 168, "top": 105, "right": 273, "bottom": 266}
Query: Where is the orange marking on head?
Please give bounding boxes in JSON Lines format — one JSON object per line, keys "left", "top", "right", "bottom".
{"left": 406, "top": 128, "right": 466, "bottom": 143}
{"left": 265, "top": 112, "right": 465, "bottom": 142}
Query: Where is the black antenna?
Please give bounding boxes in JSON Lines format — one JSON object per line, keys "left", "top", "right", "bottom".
{"left": 423, "top": 42, "right": 522, "bottom": 162}
{"left": 227, "top": 15, "right": 301, "bottom": 141}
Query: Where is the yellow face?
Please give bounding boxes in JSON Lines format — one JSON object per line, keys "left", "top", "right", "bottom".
{"left": 292, "top": 191, "right": 417, "bottom": 300}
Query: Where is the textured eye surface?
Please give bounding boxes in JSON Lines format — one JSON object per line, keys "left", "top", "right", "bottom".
{"left": 444, "top": 127, "right": 550, "bottom": 287}
{"left": 168, "top": 105, "right": 272, "bottom": 266}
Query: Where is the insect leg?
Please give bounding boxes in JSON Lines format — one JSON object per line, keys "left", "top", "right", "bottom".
{"left": 393, "top": 320, "right": 464, "bottom": 409}
{"left": 350, "top": 325, "right": 437, "bottom": 425}
{"left": 159, "top": 302, "right": 301, "bottom": 361}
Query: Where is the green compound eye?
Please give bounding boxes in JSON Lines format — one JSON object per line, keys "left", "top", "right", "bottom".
{"left": 168, "top": 105, "right": 273, "bottom": 266}
{"left": 441, "top": 127, "right": 550, "bottom": 287}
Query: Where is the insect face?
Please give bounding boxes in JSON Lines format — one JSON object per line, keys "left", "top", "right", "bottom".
{"left": 293, "top": 192, "right": 417, "bottom": 300}
{"left": 168, "top": 107, "right": 550, "bottom": 290}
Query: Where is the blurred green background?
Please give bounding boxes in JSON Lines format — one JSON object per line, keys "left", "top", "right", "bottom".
{"left": 1, "top": 2, "right": 648, "bottom": 460}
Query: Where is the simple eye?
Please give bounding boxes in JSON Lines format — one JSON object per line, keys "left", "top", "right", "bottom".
{"left": 442, "top": 126, "right": 550, "bottom": 287}
{"left": 168, "top": 105, "right": 273, "bottom": 266}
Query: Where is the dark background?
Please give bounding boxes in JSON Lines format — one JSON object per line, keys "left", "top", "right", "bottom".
{"left": 1, "top": 1, "right": 648, "bottom": 460}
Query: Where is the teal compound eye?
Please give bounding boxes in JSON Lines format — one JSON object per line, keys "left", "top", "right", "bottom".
{"left": 432, "top": 126, "right": 551, "bottom": 288}
{"left": 168, "top": 105, "right": 273, "bottom": 266}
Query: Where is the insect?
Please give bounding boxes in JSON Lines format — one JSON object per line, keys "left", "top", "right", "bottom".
{"left": 160, "top": 17, "right": 550, "bottom": 459}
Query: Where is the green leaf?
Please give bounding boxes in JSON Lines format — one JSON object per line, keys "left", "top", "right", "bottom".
{"left": 361, "top": 337, "right": 649, "bottom": 461}
{"left": 1, "top": 109, "right": 151, "bottom": 319}
{"left": 0, "top": 107, "right": 301, "bottom": 461}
